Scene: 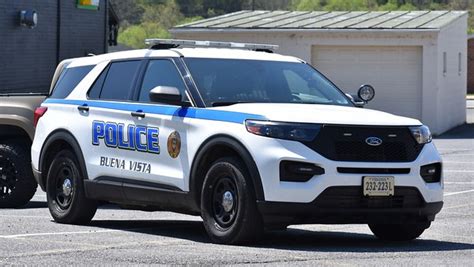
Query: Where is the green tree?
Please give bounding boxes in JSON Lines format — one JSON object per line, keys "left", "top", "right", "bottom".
{"left": 141, "top": 0, "right": 184, "bottom": 28}
{"left": 110, "top": 0, "right": 144, "bottom": 27}
{"left": 323, "top": 0, "right": 378, "bottom": 11}
{"left": 243, "top": 0, "right": 292, "bottom": 10}
{"left": 117, "top": 0, "right": 204, "bottom": 48}
{"left": 118, "top": 23, "right": 170, "bottom": 49}
{"left": 177, "top": 0, "right": 204, "bottom": 16}
{"left": 292, "top": 0, "right": 322, "bottom": 10}
{"left": 378, "top": 0, "right": 399, "bottom": 10}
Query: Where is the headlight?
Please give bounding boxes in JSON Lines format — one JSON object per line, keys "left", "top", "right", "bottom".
{"left": 245, "top": 120, "right": 321, "bottom": 142}
{"left": 409, "top": 125, "right": 432, "bottom": 144}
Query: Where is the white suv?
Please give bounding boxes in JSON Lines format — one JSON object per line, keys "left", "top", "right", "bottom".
{"left": 32, "top": 39, "right": 443, "bottom": 244}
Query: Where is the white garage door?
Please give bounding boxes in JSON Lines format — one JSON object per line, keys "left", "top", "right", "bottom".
{"left": 312, "top": 45, "right": 422, "bottom": 120}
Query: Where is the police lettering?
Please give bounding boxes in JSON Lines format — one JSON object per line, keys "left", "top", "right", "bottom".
{"left": 92, "top": 121, "right": 160, "bottom": 154}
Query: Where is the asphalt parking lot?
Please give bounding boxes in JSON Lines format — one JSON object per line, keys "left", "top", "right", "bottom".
{"left": 1, "top": 104, "right": 473, "bottom": 265}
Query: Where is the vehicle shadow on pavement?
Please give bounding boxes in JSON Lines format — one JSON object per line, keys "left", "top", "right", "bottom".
{"left": 435, "top": 123, "right": 474, "bottom": 139}
{"left": 89, "top": 219, "right": 210, "bottom": 243}
{"left": 15, "top": 201, "right": 48, "bottom": 209}
{"left": 260, "top": 228, "right": 474, "bottom": 253}
{"left": 87, "top": 219, "right": 474, "bottom": 253}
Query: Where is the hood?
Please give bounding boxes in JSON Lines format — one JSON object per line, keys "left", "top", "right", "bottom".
{"left": 213, "top": 103, "right": 421, "bottom": 126}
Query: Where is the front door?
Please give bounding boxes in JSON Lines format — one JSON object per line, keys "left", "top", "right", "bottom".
{"left": 126, "top": 59, "right": 191, "bottom": 191}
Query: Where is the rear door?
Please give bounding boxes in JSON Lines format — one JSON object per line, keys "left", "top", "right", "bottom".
{"left": 83, "top": 60, "right": 145, "bottom": 184}
{"left": 82, "top": 58, "right": 191, "bottom": 193}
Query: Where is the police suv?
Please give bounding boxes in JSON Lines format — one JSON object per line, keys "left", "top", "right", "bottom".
{"left": 32, "top": 39, "right": 443, "bottom": 244}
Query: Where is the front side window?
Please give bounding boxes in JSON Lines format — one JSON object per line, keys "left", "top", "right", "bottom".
{"left": 138, "top": 60, "right": 188, "bottom": 103}
{"left": 99, "top": 60, "right": 141, "bottom": 101}
{"left": 50, "top": 65, "right": 94, "bottom": 99}
{"left": 184, "top": 58, "right": 351, "bottom": 107}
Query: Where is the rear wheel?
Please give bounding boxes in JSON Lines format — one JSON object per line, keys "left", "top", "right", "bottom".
{"left": 201, "top": 157, "right": 263, "bottom": 244}
{"left": 46, "top": 150, "right": 97, "bottom": 224}
{"left": 0, "top": 142, "right": 37, "bottom": 208}
{"left": 369, "top": 222, "right": 429, "bottom": 241}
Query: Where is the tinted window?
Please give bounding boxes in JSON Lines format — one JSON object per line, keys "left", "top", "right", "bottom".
{"left": 184, "top": 58, "right": 351, "bottom": 107}
{"left": 99, "top": 61, "right": 141, "bottom": 101}
{"left": 87, "top": 67, "right": 108, "bottom": 99}
{"left": 50, "top": 65, "right": 94, "bottom": 99}
{"left": 138, "top": 60, "right": 187, "bottom": 103}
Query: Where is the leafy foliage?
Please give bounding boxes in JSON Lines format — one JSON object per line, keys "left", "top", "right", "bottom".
{"left": 114, "top": 0, "right": 202, "bottom": 48}
{"left": 118, "top": 23, "right": 170, "bottom": 49}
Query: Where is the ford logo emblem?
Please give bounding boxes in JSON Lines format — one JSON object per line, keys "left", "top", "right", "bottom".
{"left": 365, "top": 137, "right": 383, "bottom": 146}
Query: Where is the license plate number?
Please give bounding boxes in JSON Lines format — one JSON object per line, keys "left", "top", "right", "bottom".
{"left": 363, "top": 176, "right": 394, "bottom": 196}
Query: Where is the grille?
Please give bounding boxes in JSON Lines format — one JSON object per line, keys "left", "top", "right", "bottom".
{"left": 337, "top": 167, "right": 410, "bottom": 174}
{"left": 305, "top": 125, "right": 423, "bottom": 162}
{"left": 313, "top": 187, "right": 424, "bottom": 209}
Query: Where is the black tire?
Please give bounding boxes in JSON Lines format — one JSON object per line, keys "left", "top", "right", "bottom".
{"left": 369, "top": 222, "right": 429, "bottom": 241}
{"left": 46, "top": 150, "right": 97, "bottom": 224}
{"left": 201, "top": 157, "right": 263, "bottom": 244}
{"left": 0, "top": 142, "right": 37, "bottom": 208}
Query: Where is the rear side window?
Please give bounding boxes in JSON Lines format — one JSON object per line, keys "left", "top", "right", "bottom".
{"left": 50, "top": 65, "right": 94, "bottom": 99}
{"left": 98, "top": 61, "right": 141, "bottom": 101}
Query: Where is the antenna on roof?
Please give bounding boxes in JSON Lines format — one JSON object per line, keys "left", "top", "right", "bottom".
{"left": 145, "top": 39, "right": 278, "bottom": 52}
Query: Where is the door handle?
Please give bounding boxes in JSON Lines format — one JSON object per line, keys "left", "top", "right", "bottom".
{"left": 77, "top": 104, "right": 89, "bottom": 113}
{"left": 131, "top": 110, "right": 145, "bottom": 118}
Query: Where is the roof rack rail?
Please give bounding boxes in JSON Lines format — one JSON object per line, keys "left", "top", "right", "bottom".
{"left": 145, "top": 39, "right": 278, "bottom": 52}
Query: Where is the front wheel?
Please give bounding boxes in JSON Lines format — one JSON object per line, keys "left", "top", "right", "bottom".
{"left": 201, "top": 157, "right": 263, "bottom": 244}
{"left": 46, "top": 150, "right": 97, "bottom": 224}
{"left": 369, "top": 222, "right": 429, "bottom": 241}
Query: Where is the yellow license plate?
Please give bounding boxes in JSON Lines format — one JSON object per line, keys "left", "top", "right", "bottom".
{"left": 363, "top": 176, "right": 394, "bottom": 196}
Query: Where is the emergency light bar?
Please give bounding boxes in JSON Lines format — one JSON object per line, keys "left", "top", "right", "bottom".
{"left": 145, "top": 39, "right": 278, "bottom": 51}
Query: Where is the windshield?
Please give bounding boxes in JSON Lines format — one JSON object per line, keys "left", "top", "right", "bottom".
{"left": 184, "top": 58, "right": 351, "bottom": 107}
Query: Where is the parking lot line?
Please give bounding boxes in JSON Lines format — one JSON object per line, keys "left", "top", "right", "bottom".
{"left": 443, "top": 203, "right": 473, "bottom": 210}
{"left": 444, "top": 170, "right": 474, "bottom": 173}
{"left": 0, "top": 229, "right": 129, "bottom": 239}
{"left": 444, "top": 189, "right": 474, "bottom": 197}
{"left": 0, "top": 214, "right": 50, "bottom": 219}
{"left": 444, "top": 182, "right": 474, "bottom": 184}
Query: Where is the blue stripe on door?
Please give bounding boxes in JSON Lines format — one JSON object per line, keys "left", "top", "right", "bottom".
{"left": 44, "top": 99, "right": 266, "bottom": 124}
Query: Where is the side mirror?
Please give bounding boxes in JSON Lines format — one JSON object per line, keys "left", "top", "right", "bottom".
{"left": 346, "top": 85, "right": 375, "bottom": 108}
{"left": 346, "top": 93, "right": 366, "bottom": 108}
{"left": 357, "top": 84, "right": 375, "bottom": 103}
{"left": 149, "top": 86, "right": 183, "bottom": 106}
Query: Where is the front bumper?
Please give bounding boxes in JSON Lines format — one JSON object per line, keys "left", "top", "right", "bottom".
{"left": 247, "top": 136, "right": 443, "bottom": 204}
{"left": 258, "top": 194, "right": 443, "bottom": 225}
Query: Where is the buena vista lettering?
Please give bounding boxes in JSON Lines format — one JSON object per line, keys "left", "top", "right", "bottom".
{"left": 100, "top": 156, "right": 151, "bottom": 173}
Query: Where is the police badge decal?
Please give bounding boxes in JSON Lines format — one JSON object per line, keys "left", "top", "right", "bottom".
{"left": 167, "top": 131, "right": 181, "bottom": 158}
